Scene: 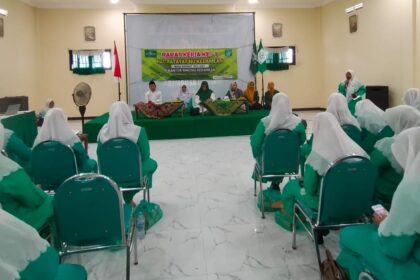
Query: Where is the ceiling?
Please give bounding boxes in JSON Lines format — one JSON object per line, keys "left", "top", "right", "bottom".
{"left": 19, "top": 0, "right": 335, "bottom": 9}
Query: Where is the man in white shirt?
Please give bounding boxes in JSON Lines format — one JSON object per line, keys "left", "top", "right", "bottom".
{"left": 145, "top": 81, "right": 163, "bottom": 104}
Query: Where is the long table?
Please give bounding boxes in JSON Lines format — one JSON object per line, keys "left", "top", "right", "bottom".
{"left": 1, "top": 111, "right": 38, "bottom": 147}
{"left": 84, "top": 110, "right": 269, "bottom": 142}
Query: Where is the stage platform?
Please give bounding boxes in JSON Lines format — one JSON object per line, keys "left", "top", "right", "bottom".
{"left": 83, "top": 110, "right": 269, "bottom": 142}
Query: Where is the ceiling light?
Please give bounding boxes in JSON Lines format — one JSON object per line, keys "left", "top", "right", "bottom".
{"left": 0, "top": 8, "right": 8, "bottom": 16}
{"left": 110, "top": 0, "right": 119, "bottom": 4}
{"left": 248, "top": 0, "right": 259, "bottom": 4}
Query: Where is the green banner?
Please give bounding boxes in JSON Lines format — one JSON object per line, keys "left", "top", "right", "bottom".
{"left": 142, "top": 48, "right": 237, "bottom": 81}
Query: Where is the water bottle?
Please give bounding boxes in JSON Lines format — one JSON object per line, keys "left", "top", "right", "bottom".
{"left": 136, "top": 212, "right": 146, "bottom": 240}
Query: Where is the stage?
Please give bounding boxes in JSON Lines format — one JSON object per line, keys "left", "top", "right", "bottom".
{"left": 83, "top": 110, "right": 268, "bottom": 142}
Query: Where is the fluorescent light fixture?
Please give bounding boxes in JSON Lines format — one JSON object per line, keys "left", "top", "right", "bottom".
{"left": 0, "top": 8, "right": 8, "bottom": 16}
{"left": 345, "top": 2, "right": 363, "bottom": 14}
{"left": 110, "top": 0, "right": 119, "bottom": 4}
{"left": 248, "top": 0, "right": 259, "bottom": 4}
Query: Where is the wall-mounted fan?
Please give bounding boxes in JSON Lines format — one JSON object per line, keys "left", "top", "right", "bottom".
{"left": 72, "top": 82, "right": 92, "bottom": 132}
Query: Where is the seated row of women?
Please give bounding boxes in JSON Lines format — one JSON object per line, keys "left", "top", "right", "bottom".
{"left": 250, "top": 91, "right": 420, "bottom": 279}
{"left": 0, "top": 103, "right": 158, "bottom": 232}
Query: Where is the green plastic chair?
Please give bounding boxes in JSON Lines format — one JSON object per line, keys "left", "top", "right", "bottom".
{"left": 97, "top": 137, "right": 148, "bottom": 202}
{"left": 342, "top": 124, "right": 362, "bottom": 145}
{"left": 53, "top": 173, "right": 138, "bottom": 280}
{"left": 254, "top": 129, "right": 301, "bottom": 218}
{"left": 292, "top": 155, "right": 376, "bottom": 277}
{"left": 31, "top": 140, "right": 78, "bottom": 192}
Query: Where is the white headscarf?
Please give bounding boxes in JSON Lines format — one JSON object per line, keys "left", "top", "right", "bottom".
{"left": 383, "top": 105, "right": 420, "bottom": 134}
{"left": 403, "top": 88, "right": 420, "bottom": 111}
{"left": 0, "top": 125, "right": 20, "bottom": 181}
{"left": 98, "top": 101, "right": 141, "bottom": 143}
{"left": 326, "top": 93, "right": 360, "bottom": 129}
{"left": 342, "top": 69, "right": 363, "bottom": 101}
{"left": 355, "top": 99, "right": 387, "bottom": 134}
{"left": 33, "top": 108, "right": 80, "bottom": 147}
{"left": 0, "top": 209, "right": 49, "bottom": 280}
{"left": 306, "top": 112, "right": 368, "bottom": 176}
{"left": 379, "top": 127, "right": 420, "bottom": 237}
{"left": 262, "top": 93, "right": 301, "bottom": 135}
{"left": 178, "top": 85, "right": 193, "bottom": 105}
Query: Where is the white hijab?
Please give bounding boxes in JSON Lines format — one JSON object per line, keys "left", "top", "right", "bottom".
{"left": 355, "top": 99, "right": 387, "bottom": 134}
{"left": 178, "top": 85, "right": 193, "bottom": 104}
{"left": 306, "top": 112, "right": 368, "bottom": 176}
{"left": 326, "top": 93, "right": 360, "bottom": 129}
{"left": 33, "top": 108, "right": 80, "bottom": 147}
{"left": 262, "top": 92, "right": 301, "bottom": 135}
{"left": 0, "top": 209, "right": 49, "bottom": 280}
{"left": 403, "top": 88, "right": 420, "bottom": 111}
{"left": 0, "top": 124, "right": 20, "bottom": 181}
{"left": 383, "top": 105, "right": 420, "bottom": 134}
{"left": 343, "top": 69, "right": 363, "bottom": 100}
{"left": 98, "top": 101, "right": 141, "bottom": 143}
{"left": 379, "top": 127, "right": 420, "bottom": 237}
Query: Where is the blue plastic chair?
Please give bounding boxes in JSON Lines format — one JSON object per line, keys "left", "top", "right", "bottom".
{"left": 342, "top": 124, "right": 362, "bottom": 145}
{"left": 292, "top": 155, "right": 376, "bottom": 277}
{"left": 53, "top": 173, "right": 138, "bottom": 280}
{"left": 97, "top": 137, "right": 148, "bottom": 202}
{"left": 254, "top": 129, "right": 301, "bottom": 218}
{"left": 31, "top": 140, "right": 78, "bottom": 192}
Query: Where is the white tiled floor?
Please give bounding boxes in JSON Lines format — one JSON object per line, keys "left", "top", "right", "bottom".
{"left": 65, "top": 111, "right": 340, "bottom": 280}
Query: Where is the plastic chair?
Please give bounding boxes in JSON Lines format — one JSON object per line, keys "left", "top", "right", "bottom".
{"left": 359, "top": 271, "right": 376, "bottom": 280}
{"left": 31, "top": 140, "right": 78, "bottom": 192}
{"left": 97, "top": 137, "right": 149, "bottom": 202}
{"left": 254, "top": 129, "right": 301, "bottom": 218}
{"left": 53, "top": 173, "right": 138, "bottom": 280}
{"left": 342, "top": 124, "right": 362, "bottom": 145}
{"left": 292, "top": 155, "right": 376, "bottom": 277}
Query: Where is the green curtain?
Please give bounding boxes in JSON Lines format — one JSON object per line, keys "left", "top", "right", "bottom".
{"left": 72, "top": 55, "right": 105, "bottom": 75}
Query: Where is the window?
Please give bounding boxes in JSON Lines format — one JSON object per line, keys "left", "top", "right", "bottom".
{"left": 69, "top": 49, "right": 112, "bottom": 75}
{"left": 265, "top": 46, "right": 296, "bottom": 71}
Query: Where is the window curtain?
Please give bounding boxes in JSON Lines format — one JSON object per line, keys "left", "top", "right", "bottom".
{"left": 266, "top": 48, "right": 290, "bottom": 71}
{"left": 72, "top": 50, "right": 106, "bottom": 75}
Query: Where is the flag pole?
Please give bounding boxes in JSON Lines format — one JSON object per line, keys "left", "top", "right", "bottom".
{"left": 118, "top": 79, "right": 121, "bottom": 101}
{"left": 261, "top": 73, "right": 265, "bottom": 108}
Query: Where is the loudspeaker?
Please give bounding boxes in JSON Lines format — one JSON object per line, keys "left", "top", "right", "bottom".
{"left": 366, "top": 86, "right": 389, "bottom": 110}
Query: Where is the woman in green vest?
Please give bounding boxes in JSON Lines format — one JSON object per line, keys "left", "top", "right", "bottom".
{"left": 33, "top": 108, "right": 97, "bottom": 173}
{"left": 370, "top": 105, "right": 420, "bottom": 206}
{"left": 274, "top": 112, "right": 368, "bottom": 231}
{"left": 0, "top": 123, "right": 32, "bottom": 174}
{"left": 337, "top": 127, "right": 420, "bottom": 280}
{"left": 97, "top": 101, "right": 158, "bottom": 204}
{"left": 0, "top": 208, "right": 87, "bottom": 280}
{"left": 338, "top": 69, "right": 366, "bottom": 115}
{"left": 0, "top": 127, "right": 53, "bottom": 231}
{"left": 250, "top": 93, "right": 306, "bottom": 211}
{"left": 355, "top": 99, "right": 394, "bottom": 153}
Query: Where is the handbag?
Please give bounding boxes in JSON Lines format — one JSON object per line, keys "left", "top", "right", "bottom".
{"left": 320, "top": 249, "right": 349, "bottom": 280}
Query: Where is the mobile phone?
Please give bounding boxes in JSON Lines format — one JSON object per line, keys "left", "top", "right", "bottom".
{"left": 371, "top": 204, "right": 389, "bottom": 217}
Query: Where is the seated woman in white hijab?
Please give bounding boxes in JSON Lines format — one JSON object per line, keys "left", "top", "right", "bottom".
{"left": 250, "top": 93, "right": 306, "bottom": 211}
{"left": 370, "top": 105, "right": 420, "bottom": 206}
{"left": 0, "top": 207, "right": 87, "bottom": 280}
{"left": 338, "top": 69, "right": 366, "bottom": 115}
{"left": 355, "top": 99, "right": 394, "bottom": 153}
{"left": 274, "top": 112, "right": 368, "bottom": 232}
{"left": 33, "top": 108, "right": 97, "bottom": 173}
{"left": 177, "top": 84, "right": 194, "bottom": 110}
{"left": 97, "top": 101, "right": 158, "bottom": 205}
{"left": 301, "top": 93, "right": 361, "bottom": 164}
{"left": 403, "top": 88, "right": 420, "bottom": 111}
{"left": 225, "top": 82, "right": 244, "bottom": 100}
{"left": 337, "top": 127, "right": 420, "bottom": 280}
{"left": 0, "top": 123, "right": 32, "bottom": 174}
{"left": 0, "top": 127, "right": 53, "bottom": 231}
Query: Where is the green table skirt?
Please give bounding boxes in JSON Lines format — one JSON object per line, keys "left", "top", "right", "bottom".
{"left": 84, "top": 110, "right": 269, "bottom": 142}
{"left": 1, "top": 111, "right": 38, "bottom": 147}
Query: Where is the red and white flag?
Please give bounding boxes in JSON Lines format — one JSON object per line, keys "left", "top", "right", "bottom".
{"left": 113, "top": 41, "right": 121, "bottom": 79}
